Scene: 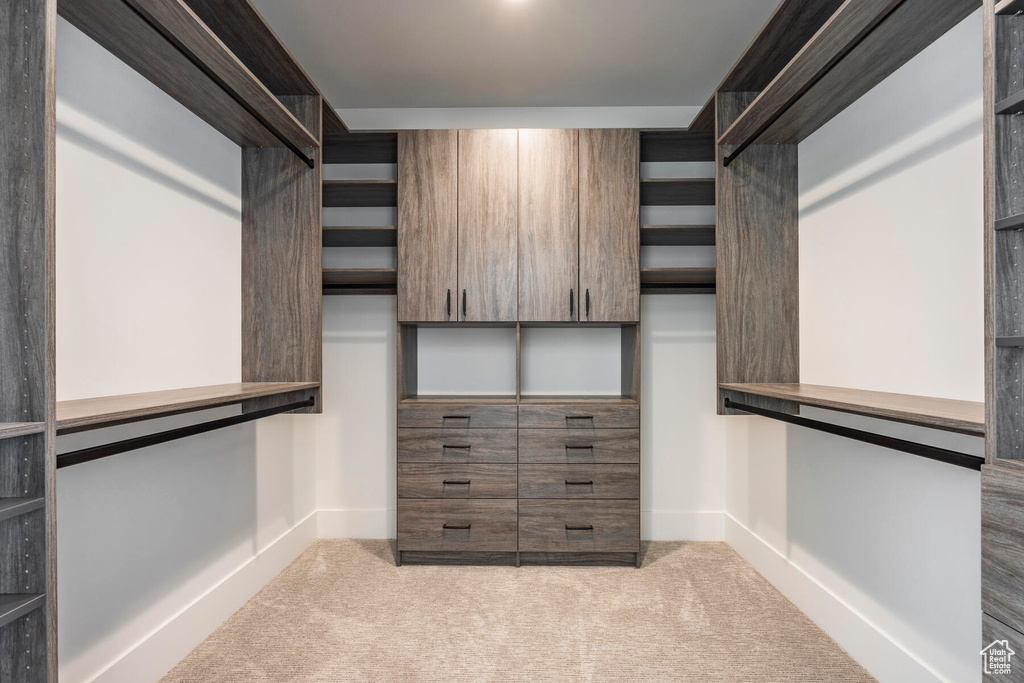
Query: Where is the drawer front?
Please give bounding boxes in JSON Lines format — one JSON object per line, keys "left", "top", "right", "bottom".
{"left": 398, "top": 403, "right": 517, "bottom": 429}
{"left": 518, "top": 429, "right": 639, "bottom": 464}
{"left": 398, "top": 428, "right": 517, "bottom": 463}
{"left": 518, "top": 464, "right": 638, "bottom": 499}
{"left": 518, "top": 500, "right": 639, "bottom": 553}
{"left": 518, "top": 403, "right": 639, "bottom": 429}
{"left": 398, "top": 499, "right": 518, "bottom": 551}
{"left": 398, "top": 463, "right": 517, "bottom": 499}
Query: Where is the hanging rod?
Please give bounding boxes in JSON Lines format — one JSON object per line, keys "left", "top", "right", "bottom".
{"left": 722, "top": 0, "right": 907, "bottom": 168}
{"left": 57, "top": 397, "right": 315, "bottom": 469}
{"left": 120, "top": 0, "right": 315, "bottom": 169}
{"left": 723, "top": 398, "right": 983, "bottom": 471}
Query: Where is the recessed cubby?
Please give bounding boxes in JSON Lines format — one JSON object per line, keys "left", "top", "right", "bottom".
{"left": 520, "top": 326, "right": 624, "bottom": 397}
{"left": 398, "top": 325, "right": 518, "bottom": 401}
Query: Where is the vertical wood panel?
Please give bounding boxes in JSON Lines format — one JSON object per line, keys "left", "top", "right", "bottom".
{"left": 398, "top": 130, "right": 458, "bottom": 322}
{"left": 519, "top": 129, "right": 578, "bottom": 322}
{"left": 242, "top": 95, "right": 322, "bottom": 413}
{"left": 579, "top": 129, "right": 640, "bottom": 323}
{"left": 986, "top": 0, "right": 998, "bottom": 463}
{"left": 458, "top": 130, "right": 519, "bottom": 322}
{"left": 984, "top": 465, "right": 1024, "bottom": 634}
{"left": 715, "top": 92, "right": 799, "bottom": 414}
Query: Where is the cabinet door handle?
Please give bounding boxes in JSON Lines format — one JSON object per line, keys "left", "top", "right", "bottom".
{"left": 443, "top": 480, "right": 471, "bottom": 485}
{"left": 570, "top": 288, "right": 575, "bottom": 320}
{"left": 565, "top": 480, "right": 594, "bottom": 486}
{"left": 446, "top": 289, "right": 451, "bottom": 319}
{"left": 443, "top": 523, "right": 471, "bottom": 530}
{"left": 565, "top": 524, "right": 594, "bottom": 531}
{"left": 585, "top": 289, "right": 590, "bottom": 319}
{"left": 462, "top": 289, "right": 467, "bottom": 320}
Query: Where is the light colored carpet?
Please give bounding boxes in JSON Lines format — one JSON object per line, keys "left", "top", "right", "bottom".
{"left": 162, "top": 540, "right": 875, "bottom": 683}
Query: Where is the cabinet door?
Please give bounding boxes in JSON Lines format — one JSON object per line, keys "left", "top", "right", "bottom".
{"left": 579, "top": 129, "right": 640, "bottom": 322}
{"left": 519, "top": 129, "right": 579, "bottom": 322}
{"left": 398, "top": 130, "right": 458, "bottom": 322}
{"left": 457, "top": 130, "right": 518, "bottom": 322}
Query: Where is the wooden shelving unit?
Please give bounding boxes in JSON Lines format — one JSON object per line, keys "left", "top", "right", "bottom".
{"left": 640, "top": 225, "right": 715, "bottom": 246}
{"left": 639, "top": 179, "right": 715, "bottom": 206}
{"left": 323, "top": 180, "right": 398, "bottom": 207}
{"left": 640, "top": 268, "right": 716, "bottom": 294}
{"left": 323, "top": 226, "right": 397, "bottom": 247}
{"left": 322, "top": 268, "right": 398, "bottom": 295}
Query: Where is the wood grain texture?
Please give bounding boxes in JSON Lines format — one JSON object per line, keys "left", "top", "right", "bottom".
{"left": 986, "top": 0, "right": 998, "bottom": 463}
{"left": 984, "top": 465, "right": 1024, "bottom": 634}
{"left": 55, "top": 382, "right": 319, "bottom": 433}
{"left": 719, "top": 382, "right": 985, "bottom": 435}
{"left": 518, "top": 464, "right": 639, "bottom": 499}
{"left": 518, "top": 403, "right": 639, "bottom": 430}
{"left": 641, "top": 225, "right": 715, "bottom": 246}
{"left": 59, "top": 0, "right": 316, "bottom": 151}
{"left": 518, "top": 129, "right": 579, "bottom": 322}
{"left": 458, "top": 130, "right": 519, "bottom": 322}
{"left": 518, "top": 500, "right": 639, "bottom": 553}
{"left": 398, "top": 130, "right": 457, "bottom": 322}
{"left": 0, "top": 606, "right": 47, "bottom": 683}
{"left": 621, "top": 324, "right": 641, "bottom": 400}
{"left": 716, "top": 91, "right": 799, "bottom": 414}
{"left": 324, "top": 133, "right": 397, "bottom": 164}
{"left": 518, "top": 429, "right": 640, "bottom": 464}
{"left": 242, "top": 96, "right": 321, "bottom": 412}
{"left": 640, "top": 268, "right": 716, "bottom": 285}
{"left": 322, "top": 180, "right": 397, "bottom": 207}
{"left": 519, "top": 552, "right": 638, "bottom": 567}
{"left": 397, "top": 499, "right": 517, "bottom": 552}
{"left": 397, "top": 325, "right": 417, "bottom": 401}
{"left": 983, "top": 613, "right": 1024, "bottom": 681}
{"left": 0, "top": 424, "right": 44, "bottom": 441}
{"left": 690, "top": 98, "right": 715, "bottom": 133}
{"left": 321, "top": 102, "right": 349, "bottom": 139}
{"left": 995, "top": 348, "right": 1024, "bottom": 461}
{"left": 398, "top": 463, "right": 517, "bottom": 499}
{"left": 640, "top": 130, "right": 714, "bottom": 162}
{"left": 397, "top": 428, "right": 518, "bottom": 463}
{"left": 639, "top": 179, "right": 716, "bottom": 206}
{"left": 399, "top": 551, "right": 517, "bottom": 566}
{"left": 579, "top": 129, "right": 640, "bottom": 323}
{"left": 397, "top": 403, "right": 518, "bottom": 429}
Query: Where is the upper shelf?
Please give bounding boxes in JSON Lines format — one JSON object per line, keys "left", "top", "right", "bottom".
{"left": 639, "top": 131, "right": 714, "bottom": 162}
{"left": 58, "top": 0, "right": 318, "bottom": 156}
{"left": 323, "top": 268, "right": 398, "bottom": 295}
{"left": 996, "top": 0, "right": 1024, "bottom": 13}
{"left": 717, "top": 0, "right": 978, "bottom": 151}
{"left": 719, "top": 382, "right": 985, "bottom": 435}
{"left": 323, "top": 226, "right": 397, "bottom": 248}
{"left": 324, "top": 134, "right": 399, "bottom": 164}
{"left": 641, "top": 268, "right": 716, "bottom": 294}
{"left": 323, "top": 180, "right": 398, "bottom": 207}
{"left": 56, "top": 382, "right": 320, "bottom": 434}
{"left": 641, "top": 224, "right": 715, "bottom": 246}
{"left": 0, "top": 423, "right": 45, "bottom": 441}
{"left": 640, "top": 179, "right": 715, "bottom": 206}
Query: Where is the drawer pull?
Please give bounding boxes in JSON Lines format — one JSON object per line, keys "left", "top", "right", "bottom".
{"left": 565, "top": 524, "right": 594, "bottom": 531}
{"left": 565, "top": 415, "right": 594, "bottom": 424}
{"left": 442, "top": 479, "right": 471, "bottom": 485}
{"left": 565, "top": 445, "right": 594, "bottom": 451}
{"left": 565, "top": 480, "right": 594, "bottom": 486}
{"left": 443, "top": 523, "right": 471, "bottom": 530}
{"left": 443, "top": 415, "right": 471, "bottom": 421}
{"left": 442, "top": 444, "right": 472, "bottom": 450}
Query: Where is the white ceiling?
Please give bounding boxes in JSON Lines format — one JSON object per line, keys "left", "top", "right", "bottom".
{"left": 251, "top": 0, "right": 780, "bottom": 109}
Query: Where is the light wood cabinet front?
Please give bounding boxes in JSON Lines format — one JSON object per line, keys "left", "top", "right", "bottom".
{"left": 579, "top": 129, "right": 640, "bottom": 323}
{"left": 458, "top": 129, "right": 519, "bottom": 322}
{"left": 398, "top": 130, "right": 458, "bottom": 322}
{"left": 518, "top": 129, "right": 579, "bottom": 322}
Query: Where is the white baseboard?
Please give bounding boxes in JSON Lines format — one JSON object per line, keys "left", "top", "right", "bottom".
{"left": 724, "top": 514, "right": 946, "bottom": 683}
{"left": 642, "top": 510, "right": 724, "bottom": 541}
{"left": 317, "top": 508, "right": 394, "bottom": 539}
{"left": 83, "top": 512, "right": 318, "bottom": 683}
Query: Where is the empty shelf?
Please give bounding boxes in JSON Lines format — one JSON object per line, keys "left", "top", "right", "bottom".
{"left": 997, "top": 337, "right": 1024, "bottom": 347}
{"left": 996, "top": 0, "right": 1024, "bottom": 14}
{"left": 997, "top": 90, "right": 1024, "bottom": 116}
{"left": 996, "top": 213, "right": 1024, "bottom": 231}
{"left": 323, "top": 268, "right": 397, "bottom": 295}
{"left": 323, "top": 180, "right": 397, "bottom": 207}
{"left": 719, "top": 382, "right": 985, "bottom": 435}
{"left": 324, "top": 133, "right": 398, "bottom": 164}
{"left": 640, "top": 268, "right": 716, "bottom": 294}
{"left": 323, "top": 226, "right": 396, "bottom": 248}
{"left": 641, "top": 225, "right": 715, "bottom": 246}
{"left": 0, "top": 423, "right": 45, "bottom": 440}
{"left": 639, "top": 131, "right": 714, "bottom": 162}
{"left": 56, "top": 382, "right": 320, "bottom": 434}
{"left": 0, "top": 498, "right": 44, "bottom": 523}
{"left": 0, "top": 594, "right": 45, "bottom": 630}
{"left": 640, "top": 179, "right": 715, "bottom": 206}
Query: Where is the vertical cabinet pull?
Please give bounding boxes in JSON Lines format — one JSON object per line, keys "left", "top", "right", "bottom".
{"left": 462, "top": 289, "right": 467, "bottom": 320}
{"left": 446, "top": 289, "right": 451, "bottom": 319}
{"left": 569, "top": 288, "right": 575, "bottom": 320}
{"left": 585, "top": 289, "right": 590, "bottom": 320}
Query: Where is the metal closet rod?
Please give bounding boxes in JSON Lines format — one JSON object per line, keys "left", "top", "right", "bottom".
{"left": 56, "top": 397, "right": 316, "bottom": 469}
{"left": 723, "top": 398, "right": 983, "bottom": 471}
{"left": 121, "top": 0, "right": 315, "bottom": 169}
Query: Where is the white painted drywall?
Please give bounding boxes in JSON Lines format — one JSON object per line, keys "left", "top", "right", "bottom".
{"left": 725, "top": 11, "right": 984, "bottom": 683}
{"left": 55, "top": 19, "right": 317, "bottom": 683}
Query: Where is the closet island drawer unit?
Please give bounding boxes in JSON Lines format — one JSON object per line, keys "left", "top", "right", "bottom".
{"left": 518, "top": 500, "right": 640, "bottom": 553}
{"left": 398, "top": 464, "right": 518, "bottom": 498}
{"left": 398, "top": 428, "right": 518, "bottom": 463}
{"left": 398, "top": 402, "right": 518, "bottom": 429}
{"left": 518, "top": 464, "right": 639, "bottom": 499}
{"left": 518, "top": 402, "right": 639, "bottom": 429}
{"left": 518, "top": 429, "right": 639, "bottom": 463}
{"left": 398, "top": 500, "right": 518, "bottom": 552}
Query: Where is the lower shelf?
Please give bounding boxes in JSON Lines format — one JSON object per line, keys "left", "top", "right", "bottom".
{"left": 0, "top": 423, "right": 45, "bottom": 440}
{"left": 0, "top": 594, "right": 45, "bottom": 630}
{"left": 0, "top": 498, "right": 44, "bottom": 524}
{"left": 323, "top": 268, "right": 397, "bottom": 295}
{"left": 640, "top": 268, "right": 716, "bottom": 294}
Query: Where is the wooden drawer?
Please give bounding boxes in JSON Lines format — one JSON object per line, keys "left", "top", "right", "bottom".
{"left": 398, "top": 463, "right": 517, "bottom": 499}
{"left": 398, "top": 402, "right": 517, "bottom": 429}
{"left": 519, "top": 429, "right": 639, "bottom": 464}
{"left": 518, "top": 402, "right": 639, "bottom": 429}
{"left": 398, "top": 428, "right": 517, "bottom": 463}
{"left": 518, "top": 464, "right": 638, "bottom": 499}
{"left": 518, "top": 500, "right": 639, "bottom": 552}
{"left": 398, "top": 499, "right": 518, "bottom": 551}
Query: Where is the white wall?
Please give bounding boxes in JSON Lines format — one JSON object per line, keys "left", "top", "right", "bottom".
{"left": 725, "top": 11, "right": 984, "bottom": 683}
{"left": 55, "top": 20, "right": 317, "bottom": 683}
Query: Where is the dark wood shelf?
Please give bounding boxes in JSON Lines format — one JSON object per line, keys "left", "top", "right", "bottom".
{"left": 323, "top": 226, "right": 397, "bottom": 248}
{"left": 0, "top": 423, "right": 45, "bottom": 440}
{"left": 56, "top": 382, "right": 320, "bottom": 434}
{"left": 717, "top": 0, "right": 977, "bottom": 148}
{"left": 996, "top": 212, "right": 1024, "bottom": 231}
{"left": 640, "top": 268, "right": 716, "bottom": 294}
{"left": 997, "top": 337, "right": 1024, "bottom": 347}
{"left": 720, "top": 382, "right": 985, "bottom": 435}
{"left": 400, "top": 395, "right": 518, "bottom": 404}
{"left": 0, "top": 595, "right": 45, "bottom": 631}
{"left": 996, "top": 89, "right": 1024, "bottom": 116}
{"left": 996, "top": 0, "right": 1024, "bottom": 14}
{"left": 640, "top": 179, "right": 715, "bottom": 206}
{"left": 639, "top": 131, "right": 714, "bottom": 162}
{"left": 0, "top": 498, "right": 45, "bottom": 524}
{"left": 323, "top": 180, "right": 397, "bottom": 207}
{"left": 641, "top": 225, "right": 715, "bottom": 246}
{"left": 324, "top": 133, "right": 398, "bottom": 164}
{"left": 323, "top": 268, "right": 397, "bottom": 295}
{"left": 518, "top": 395, "right": 638, "bottom": 405}
{"left": 59, "top": 0, "right": 318, "bottom": 153}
